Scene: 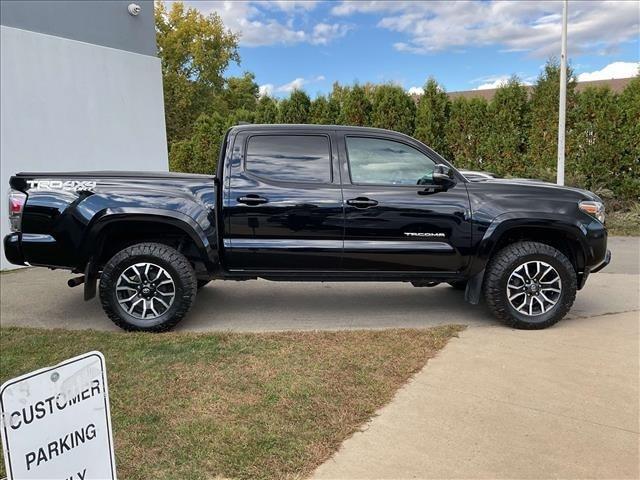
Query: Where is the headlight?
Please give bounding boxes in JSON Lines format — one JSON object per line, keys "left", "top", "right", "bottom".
{"left": 579, "top": 200, "right": 605, "bottom": 224}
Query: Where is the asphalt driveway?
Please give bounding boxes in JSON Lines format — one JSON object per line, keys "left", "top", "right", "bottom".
{"left": 0, "top": 237, "right": 637, "bottom": 332}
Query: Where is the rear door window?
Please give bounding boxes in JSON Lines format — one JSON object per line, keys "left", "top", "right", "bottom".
{"left": 245, "top": 135, "right": 331, "bottom": 183}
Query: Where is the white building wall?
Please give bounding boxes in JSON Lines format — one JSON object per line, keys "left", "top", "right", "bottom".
{"left": 0, "top": 26, "right": 168, "bottom": 269}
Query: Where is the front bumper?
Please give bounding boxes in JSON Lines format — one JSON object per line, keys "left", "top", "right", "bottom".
{"left": 578, "top": 249, "right": 611, "bottom": 289}
{"left": 3, "top": 233, "right": 25, "bottom": 265}
{"left": 590, "top": 249, "right": 611, "bottom": 273}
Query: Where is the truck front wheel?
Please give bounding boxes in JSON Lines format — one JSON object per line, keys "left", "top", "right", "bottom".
{"left": 484, "top": 241, "right": 577, "bottom": 329}
{"left": 99, "top": 243, "right": 197, "bottom": 332}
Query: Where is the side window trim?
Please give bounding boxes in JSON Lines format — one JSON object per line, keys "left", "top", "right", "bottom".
{"left": 242, "top": 133, "right": 334, "bottom": 186}
{"left": 344, "top": 134, "right": 438, "bottom": 188}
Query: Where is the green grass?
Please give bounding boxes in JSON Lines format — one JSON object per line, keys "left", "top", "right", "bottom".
{"left": 606, "top": 202, "right": 640, "bottom": 236}
{"left": 0, "top": 325, "right": 463, "bottom": 479}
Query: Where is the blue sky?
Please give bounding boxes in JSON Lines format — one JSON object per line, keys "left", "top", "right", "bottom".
{"left": 180, "top": 1, "right": 640, "bottom": 97}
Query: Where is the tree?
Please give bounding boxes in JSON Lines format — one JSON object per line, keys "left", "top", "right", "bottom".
{"left": 278, "top": 89, "right": 311, "bottom": 124}
{"left": 169, "top": 113, "right": 227, "bottom": 174}
{"left": 568, "top": 87, "right": 622, "bottom": 193}
{"left": 326, "top": 83, "right": 344, "bottom": 124}
{"left": 617, "top": 75, "right": 640, "bottom": 199}
{"left": 309, "top": 95, "right": 330, "bottom": 124}
{"left": 340, "top": 84, "right": 372, "bottom": 126}
{"left": 527, "top": 59, "right": 577, "bottom": 178}
{"left": 362, "top": 82, "right": 378, "bottom": 102}
{"left": 228, "top": 108, "right": 255, "bottom": 126}
{"left": 224, "top": 72, "right": 259, "bottom": 112}
{"left": 255, "top": 95, "right": 279, "bottom": 124}
{"left": 370, "top": 84, "right": 416, "bottom": 135}
{"left": 445, "top": 97, "right": 488, "bottom": 170}
{"left": 155, "top": 1, "right": 239, "bottom": 144}
{"left": 414, "top": 78, "right": 450, "bottom": 157}
{"left": 481, "top": 77, "right": 530, "bottom": 176}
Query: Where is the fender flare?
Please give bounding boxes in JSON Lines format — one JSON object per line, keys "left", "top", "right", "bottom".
{"left": 83, "top": 207, "right": 216, "bottom": 264}
{"left": 465, "top": 212, "right": 590, "bottom": 304}
{"left": 477, "top": 212, "right": 590, "bottom": 263}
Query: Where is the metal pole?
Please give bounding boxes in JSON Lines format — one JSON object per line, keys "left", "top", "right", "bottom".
{"left": 557, "top": 0, "right": 568, "bottom": 186}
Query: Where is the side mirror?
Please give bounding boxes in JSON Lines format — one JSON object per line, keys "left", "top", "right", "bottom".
{"left": 432, "top": 164, "right": 456, "bottom": 189}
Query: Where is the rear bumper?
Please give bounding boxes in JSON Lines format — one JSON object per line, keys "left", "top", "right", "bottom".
{"left": 3, "top": 233, "right": 25, "bottom": 266}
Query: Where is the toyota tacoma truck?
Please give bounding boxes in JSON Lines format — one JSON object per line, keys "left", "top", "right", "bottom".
{"left": 4, "top": 124, "right": 610, "bottom": 331}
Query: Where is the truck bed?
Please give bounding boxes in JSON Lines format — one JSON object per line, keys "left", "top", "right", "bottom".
{"left": 15, "top": 170, "right": 215, "bottom": 180}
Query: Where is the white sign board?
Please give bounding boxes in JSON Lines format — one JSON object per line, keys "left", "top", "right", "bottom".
{"left": 1, "top": 351, "right": 116, "bottom": 480}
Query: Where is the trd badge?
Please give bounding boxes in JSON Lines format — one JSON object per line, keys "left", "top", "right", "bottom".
{"left": 27, "top": 180, "right": 97, "bottom": 192}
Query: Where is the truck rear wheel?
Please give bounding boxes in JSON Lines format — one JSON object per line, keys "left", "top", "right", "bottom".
{"left": 99, "top": 243, "right": 197, "bottom": 332}
{"left": 484, "top": 241, "right": 576, "bottom": 329}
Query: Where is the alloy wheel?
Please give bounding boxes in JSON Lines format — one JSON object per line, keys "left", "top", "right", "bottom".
{"left": 506, "top": 260, "right": 562, "bottom": 316}
{"left": 115, "top": 262, "right": 175, "bottom": 320}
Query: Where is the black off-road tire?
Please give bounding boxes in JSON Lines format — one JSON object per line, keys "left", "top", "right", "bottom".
{"left": 99, "top": 243, "right": 197, "bottom": 332}
{"left": 448, "top": 280, "right": 468, "bottom": 291}
{"left": 484, "top": 241, "right": 577, "bottom": 329}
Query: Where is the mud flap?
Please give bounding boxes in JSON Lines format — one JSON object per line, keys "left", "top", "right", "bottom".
{"left": 83, "top": 259, "right": 98, "bottom": 301}
{"left": 464, "top": 269, "right": 485, "bottom": 305}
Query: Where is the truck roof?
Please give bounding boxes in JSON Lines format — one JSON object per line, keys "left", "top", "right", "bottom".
{"left": 229, "top": 123, "right": 407, "bottom": 136}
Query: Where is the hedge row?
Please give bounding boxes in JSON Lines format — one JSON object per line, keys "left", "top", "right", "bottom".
{"left": 170, "top": 63, "right": 639, "bottom": 200}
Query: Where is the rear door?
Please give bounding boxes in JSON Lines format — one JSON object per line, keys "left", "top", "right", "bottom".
{"left": 338, "top": 131, "right": 472, "bottom": 272}
{"left": 223, "top": 128, "right": 344, "bottom": 271}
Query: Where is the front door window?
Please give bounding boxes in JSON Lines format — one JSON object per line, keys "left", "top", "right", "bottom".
{"left": 346, "top": 137, "right": 436, "bottom": 186}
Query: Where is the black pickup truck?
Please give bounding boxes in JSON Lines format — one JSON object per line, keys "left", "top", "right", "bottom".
{"left": 5, "top": 124, "right": 610, "bottom": 331}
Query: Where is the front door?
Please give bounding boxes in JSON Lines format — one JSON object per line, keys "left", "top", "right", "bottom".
{"left": 223, "top": 129, "right": 344, "bottom": 271}
{"left": 338, "top": 132, "right": 472, "bottom": 272}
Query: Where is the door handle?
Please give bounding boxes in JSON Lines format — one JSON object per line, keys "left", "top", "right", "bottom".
{"left": 237, "top": 194, "right": 268, "bottom": 205}
{"left": 346, "top": 197, "right": 378, "bottom": 208}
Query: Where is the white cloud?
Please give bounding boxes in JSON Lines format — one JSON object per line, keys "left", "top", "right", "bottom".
{"left": 331, "top": 1, "right": 639, "bottom": 57}
{"left": 331, "top": 1, "right": 403, "bottom": 17}
{"left": 266, "top": 75, "right": 326, "bottom": 95}
{"left": 266, "top": 1, "right": 319, "bottom": 12}
{"left": 472, "top": 75, "right": 533, "bottom": 90}
{"left": 311, "top": 23, "right": 352, "bottom": 45}
{"left": 277, "top": 77, "right": 306, "bottom": 93}
{"left": 576, "top": 61, "right": 640, "bottom": 81}
{"left": 258, "top": 84, "right": 274, "bottom": 97}
{"left": 474, "top": 77, "right": 511, "bottom": 90}
{"left": 407, "top": 86, "right": 424, "bottom": 95}
{"left": 180, "top": 1, "right": 350, "bottom": 47}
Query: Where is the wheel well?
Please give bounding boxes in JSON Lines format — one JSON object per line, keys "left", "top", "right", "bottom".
{"left": 493, "top": 227, "right": 585, "bottom": 274}
{"left": 92, "top": 220, "right": 203, "bottom": 270}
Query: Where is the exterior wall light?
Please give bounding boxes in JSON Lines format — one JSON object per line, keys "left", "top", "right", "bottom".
{"left": 128, "top": 3, "right": 142, "bottom": 16}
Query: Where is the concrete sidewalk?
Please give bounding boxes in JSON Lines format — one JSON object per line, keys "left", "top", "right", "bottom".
{"left": 313, "top": 310, "right": 640, "bottom": 479}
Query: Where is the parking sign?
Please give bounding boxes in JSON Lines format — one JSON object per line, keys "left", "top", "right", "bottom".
{"left": 0, "top": 351, "right": 116, "bottom": 479}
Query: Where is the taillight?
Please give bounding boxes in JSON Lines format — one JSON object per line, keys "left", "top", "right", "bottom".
{"left": 8, "top": 189, "right": 27, "bottom": 232}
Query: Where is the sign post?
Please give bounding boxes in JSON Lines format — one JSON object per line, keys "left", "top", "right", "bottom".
{"left": 1, "top": 351, "right": 117, "bottom": 480}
